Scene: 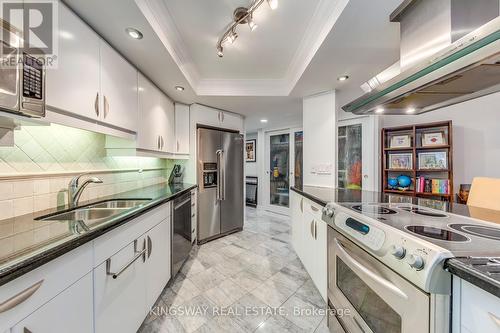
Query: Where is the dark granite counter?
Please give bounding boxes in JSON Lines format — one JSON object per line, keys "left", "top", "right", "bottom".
{"left": 291, "top": 185, "right": 500, "bottom": 298}
{"left": 446, "top": 258, "right": 500, "bottom": 298}
{"left": 0, "top": 183, "right": 196, "bottom": 287}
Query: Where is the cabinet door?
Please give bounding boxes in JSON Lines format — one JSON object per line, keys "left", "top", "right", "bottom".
{"left": 46, "top": 3, "right": 100, "bottom": 120}
{"left": 137, "top": 73, "right": 162, "bottom": 151}
{"left": 145, "top": 219, "right": 171, "bottom": 309}
{"left": 314, "top": 219, "right": 327, "bottom": 301}
{"left": 175, "top": 103, "right": 190, "bottom": 154}
{"left": 94, "top": 239, "right": 147, "bottom": 333}
{"left": 291, "top": 192, "right": 303, "bottom": 258}
{"left": 302, "top": 212, "right": 316, "bottom": 277}
{"left": 159, "top": 93, "right": 175, "bottom": 153}
{"left": 220, "top": 112, "right": 242, "bottom": 131}
{"left": 11, "top": 273, "right": 93, "bottom": 333}
{"left": 100, "top": 42, "right": 138, "bottom": 132}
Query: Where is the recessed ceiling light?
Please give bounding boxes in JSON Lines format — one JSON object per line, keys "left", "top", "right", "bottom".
{"left": 337, "top": 75, "right": 349, "bottom": 82}
{"left": 260, "top": 119, "right": 268, "bottom": 123}
{"left": 175, "top": 86, "right": 185, "bottom": 91}
{"left": 126, "top": 27, "right": 143, "bottom": 40}
{"left": 406, "top": 107, "right": 416, "bottom": 114}
{"left": 375, "top": 107, "right": 385, "bottom": 114}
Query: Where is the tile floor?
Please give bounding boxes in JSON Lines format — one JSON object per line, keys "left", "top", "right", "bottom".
{"left": 138, "top": 208, "right": 329, "bottom": 333}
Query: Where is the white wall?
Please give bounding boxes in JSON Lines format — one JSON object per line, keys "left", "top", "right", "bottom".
{"left": 303, "top": 91, "right": 336, "bottom": 188}
{"left": 245, "top": 132, "right": 258, "bottom": 176}
{"left": 380, "top": 91, "right": 500, "bottom": 186}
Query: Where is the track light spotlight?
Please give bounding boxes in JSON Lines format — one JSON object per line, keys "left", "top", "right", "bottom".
{"left": 248, "top": 16, "right": 258, "bottom": 31}
{"left": 217, "top": 45, "right": 224, "bottom": 58}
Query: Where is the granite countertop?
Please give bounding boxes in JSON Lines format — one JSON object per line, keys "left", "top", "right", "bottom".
{"left": 446, "top": 258, "right": 500, "bottom": 298}
{"left": 291, "top": 185, "right": 500, "bottom": 298}
{"left": 0, "top": 183, "right": 196, "bottom": 287}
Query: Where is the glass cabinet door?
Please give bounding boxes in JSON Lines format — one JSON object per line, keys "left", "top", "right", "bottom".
{"left": 269, "top": 133, "right": 290, "bottom": 208}
{"left": 338, "top": 124, "right": 362, "bottom": 189}
{"left": 293, "top": 131, "right": 303, "bottom": 189}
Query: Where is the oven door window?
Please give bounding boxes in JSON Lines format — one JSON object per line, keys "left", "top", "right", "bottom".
{"left": 337, "top": 257, "right": 402, "bottom": 333}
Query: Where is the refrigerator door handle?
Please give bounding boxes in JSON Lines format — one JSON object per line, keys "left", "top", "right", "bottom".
{"left": 220, "top": 150, "right": 225, "bottom": 200}
{"left": 216, "top": 150, "right": 222, "bottom": 200}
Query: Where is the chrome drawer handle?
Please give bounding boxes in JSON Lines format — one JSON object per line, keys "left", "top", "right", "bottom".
{"left": 106, "top": 239, "right": 146, "bottom": 279}
{"left": 0, "top": 280, "right": 44, "bottom": 313}
{"left": 147, "top": 235, "right": 153, "bottom": 259}
{"left": 94, "top": 92, "right": 99, "bottom": 117}
{"left": 311, "top": 205, "right": 319, "bottom": 212}
{"left": 300, "top": 198, "right": 303, "bottom": 213}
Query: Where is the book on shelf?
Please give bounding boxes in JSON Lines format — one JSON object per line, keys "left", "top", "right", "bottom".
{"left": 416, "top": 177, "right": 450, "bottom": 195}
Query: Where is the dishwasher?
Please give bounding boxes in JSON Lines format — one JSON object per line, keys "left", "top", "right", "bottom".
{"left": 172, "top": 192, "right": 193, "bottom": 277}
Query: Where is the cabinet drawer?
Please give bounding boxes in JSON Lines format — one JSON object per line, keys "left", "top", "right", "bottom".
{"left": 93, "top": 202, "right": 170, "bottom": 266}
{"left": 94, "top": 240, "right": 147, "bottom": 333}
{"left": 11, "top": 273, "right": 93, "bottom": 333}
{"left": 461, "top": 279, "right": 500, "bottom": 333}
{"left": 304, "top": 198, "right": 323, "bottom": 220}
{"left": 0, "top": 243, "right": 93, "bottom": 331}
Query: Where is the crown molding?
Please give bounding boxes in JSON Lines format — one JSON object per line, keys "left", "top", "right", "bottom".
{"left": 136, "top": 0, "right": 349, "bottom": 96}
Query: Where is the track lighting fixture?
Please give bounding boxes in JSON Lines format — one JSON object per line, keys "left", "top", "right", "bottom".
{"left": 216, "top": 0, "right": 278, "bottom": 57}
{"left": 247, "top": 15, "right": 258, "bottom": 31}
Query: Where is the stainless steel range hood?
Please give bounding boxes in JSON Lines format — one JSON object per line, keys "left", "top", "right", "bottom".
{"left": 343, "top": 0, "right": 500, "bottom": 115}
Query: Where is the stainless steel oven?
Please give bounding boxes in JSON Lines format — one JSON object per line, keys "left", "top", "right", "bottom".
{"left": 0, "top": 20, "right": 45, "bottom": 117}
{"left": 328, "top": 227, "right": 430, "bottom": 333}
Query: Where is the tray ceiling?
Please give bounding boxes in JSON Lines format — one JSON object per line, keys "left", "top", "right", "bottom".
{"left": 136, "top": 0, "right": 349, "bottom": 96}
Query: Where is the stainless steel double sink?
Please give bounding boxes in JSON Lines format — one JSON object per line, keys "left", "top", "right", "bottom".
{"left": 36, "top": 199, "right": 152, "bottom": 224}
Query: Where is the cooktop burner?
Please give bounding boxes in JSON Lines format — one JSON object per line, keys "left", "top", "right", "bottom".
{"left": 351, "top": 205, "right": 397, "bottom": 215}
{"left": 449, "top": 224, "right": 500, "bottom": 241}
{"left": 399, "top": 207, "right": 448, "bottom": 218}
{"left": 406, "top": 226, "right": 469, "bottom": 242}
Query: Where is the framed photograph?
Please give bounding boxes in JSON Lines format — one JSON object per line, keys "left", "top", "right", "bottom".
{"left": 390, "top": 135, "right": 411, "bottom": 148}
{"left": 245, "top": 139, "right": 256, "bottom": 162}
{"left": 422, "top": 132, "right": 445, "bottom": 147}
{"left": 418, "top": 152, "right": 447, "bottom": 170}
{"left": 388, "top": 153, "right": 413, "bottom": 170}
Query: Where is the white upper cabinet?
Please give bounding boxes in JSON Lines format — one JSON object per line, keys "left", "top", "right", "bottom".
{"left": 46, "top": 3, "right": 100, "bottom": 120}
{"left": 175, "top": 103, "right": 190, "bottom": 154}
{"left": 137, "top": 73, "right": 174, "bottom": 153}
{"left": 160, "top": 93, "right": 175, "bottom": 153}
{"left": 220, "top": 111, "right": 243, "bottom": 130}
{"left": 190, "top": 104, "right": 243, "bottom": 132}
{"left": 137, "top": 73, "right": 163, "bottom": 152}
{"left": 100, "top": 42, "right": 138, "bottom": 133}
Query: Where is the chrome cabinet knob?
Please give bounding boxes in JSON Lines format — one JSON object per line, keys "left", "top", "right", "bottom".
{"left": 390, "top": 245, "right": 406, "bottom": 259}
{"left": 322, "top": 206, "right": 335, "bottom": 218}
{"left": 407, "top": 254, "right": 425, "bottom": 270}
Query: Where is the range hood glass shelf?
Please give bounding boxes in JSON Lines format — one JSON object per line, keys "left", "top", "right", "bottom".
{"left": 343, "top": 25, "right": 500, "bottom": 115}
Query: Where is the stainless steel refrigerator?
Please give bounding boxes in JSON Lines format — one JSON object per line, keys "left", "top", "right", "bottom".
{"left": 197, "top": 127, "right": 244, "bottom": 243}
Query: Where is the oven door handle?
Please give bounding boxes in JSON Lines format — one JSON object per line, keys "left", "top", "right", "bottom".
{"left": 334, "top": 238, "right": 408, "bottom": 300}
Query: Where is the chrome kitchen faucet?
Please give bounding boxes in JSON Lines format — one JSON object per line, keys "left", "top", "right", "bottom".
{"left": 68, "top": 173, "right": 103, "bottom": 208}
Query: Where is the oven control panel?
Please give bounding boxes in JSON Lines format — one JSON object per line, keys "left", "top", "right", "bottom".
{"left": 330, "top": 204, "right": 453, "bottom": 293}
{"left": 334, "top": 211, "right": 386, "bottom": 251}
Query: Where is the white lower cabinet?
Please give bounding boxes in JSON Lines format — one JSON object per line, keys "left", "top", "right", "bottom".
{"left": 455, "top": 277, "right": 500, "bottom": 333}
{"left": 94, "top": 239, "right": 148, "bottom": 333}
{"left": 11, "top": 273, "right": 93, "bottom": 333}
{"left": 291, "top": 192, "right": 327, "bottom": 301}
{"left": 145, "top": 219, "right": 171, "bottom": 309}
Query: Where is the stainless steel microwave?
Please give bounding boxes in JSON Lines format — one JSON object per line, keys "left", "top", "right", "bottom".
{"left": 0, "top": 20, "right": 45, "bottom": 118}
